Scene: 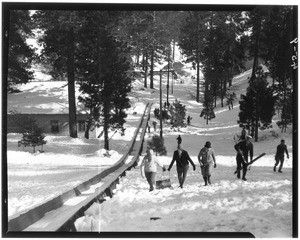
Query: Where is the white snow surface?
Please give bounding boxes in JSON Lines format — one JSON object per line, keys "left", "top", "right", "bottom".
{"left": 6, "top": 68, "right": 294, "bottom": 237}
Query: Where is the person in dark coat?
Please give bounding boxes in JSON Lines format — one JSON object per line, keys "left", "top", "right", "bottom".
{"left": 240, "top": 127, "right": 246, "bottom": 141}
{"left": 177, "top": 135, "right": 182, "bottom": 145}
{"left": 167, "top": 144, "right": 196, "bottom": 188}
{"left": 152, "top": 120, "right": 157, "bottom": 132}
{"left": 274, "top": 139, "right": 289, "bottom": 173}
{"left": 234, "top": 135, "right": 253, "bottom": 181}
{"left": 187, "top": 115, "right": 192, "bottom": 125}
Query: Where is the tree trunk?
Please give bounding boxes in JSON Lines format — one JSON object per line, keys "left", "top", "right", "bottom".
{"left": 228, "top": 67, "right": 234, "bottom": 87}
{"left": 167, "top": 57, "right": 170, "bottom": 104}
{"left": 144, "top": 52, "right": 148, "bottom": 88}
{"left": 172, "top": 40, "right": 175, "bottom": 61}
{"left": 214, "top": 95, "right": 217, "bottom": 108}
{"left": 104, "top": 102, "right": 109, "bottom": 150}
{"left": 281, "top": 89, "right": 287, "bottom": 133}
{"left": 84, "top": 118, "right": 92, "bottom": 139}
{"left": 251, "top": 20, "right": 261, "bottom": 81}
{"left": 67, "top": 28, "right": 78, "bottom": 138}
{"left": 196, "top": 60, "right": 200, "bottom": 102}
{"left": 136, "top": 50, "right": 140, "bottom": 66}
{"left": 150, "top": 47, "right": 154, "bottom": 89}
{"left": 255, "top": 116, "right": 259, "bottom": 142}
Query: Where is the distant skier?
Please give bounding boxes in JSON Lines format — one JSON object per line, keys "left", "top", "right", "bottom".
{"left": 234, "top": 135, "right": 253, "bottom": 181}
{"left": 274, "top": 139, "right": 289, "bottom": 173}
{"left": 177, "top": 135, "right": 182, "bottom": 145}
{"left": 152, "top": 120, "right": 157, "bottom": 131}
{"left": 140, "top": 148, "right": 166, "bottom": 192}
{"left": 198, "top": 141, "right": 217, "bottom": 186}
{"left": 187, "top": 115, "right": 192, "bottom": 125}
{"left": 167, "top": 144, "right": 196, "bottom": 188}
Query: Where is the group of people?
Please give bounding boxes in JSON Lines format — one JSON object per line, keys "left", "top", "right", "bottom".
{"left": 140, "top": 135, "right": 217, "bottom": 191}
{"left": 140, "top": 133, "right": 289, "bottom": 192}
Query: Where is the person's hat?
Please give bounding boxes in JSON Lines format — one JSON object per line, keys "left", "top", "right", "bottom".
{"left": 205, "top": 141, "right": 211, "bottom": 148}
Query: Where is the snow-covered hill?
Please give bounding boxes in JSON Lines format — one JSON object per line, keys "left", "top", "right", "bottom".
{"left": 6, "top": 65, "right": 294, "bottom": 237}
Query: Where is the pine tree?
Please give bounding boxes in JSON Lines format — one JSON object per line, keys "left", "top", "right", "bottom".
{"left": 238, "top": 93, "right": 255, "bottom": 135}
{"left": 33, "top": 10, "right": 81, "bottom": 138}
{"left": 169, "top": 99, "right": 187, "bottom": 129}
{"left": 179, "top": 11, "right": 210, "bottom": 103}
{"left": 21, "top": 117, "right": 46, "bottom": 153}
{"left": 261, "top": 6, "right": 294, "bottom": 132}
{"left": 238, "top": 66, "right": 276, "bottom": 141}
{"left": 200, "top": 90, "right": 215, "bottom": 125}
{"left": 147, "top": 135, "right": 167, "bottom": 156}
{"left": 7, "top": 10, "right": 35, "bottom": 92}
{"left": 76, "top": 11, "right": 132, "bottom": 149}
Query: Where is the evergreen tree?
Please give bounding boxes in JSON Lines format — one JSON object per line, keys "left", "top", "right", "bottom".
{"left": 21, "top": 117, "right": 46, "bottom": 153}
{"left": 200, "top": 90, "right": 215, "bottom": 125}
{"left": 7, "top": 10, "right": 35, "bottom": 92}
{"left": 169, "top": 99, "right": 187, "bottom": 129}
{"left": 33, "top": 10, "right": 81, "bottom": 138}
{"left": 238, "top": 66, "right": 276, "bottom": 141}
{"left": 76, "top": 11, "right": 132, "bottom": 149}
{"left": 179, "top": 11, "right": 210, "bottom": 103}
{"left": 244, "top": 7, "right": 269, "bottom": 80}
{"left": 262, "top": 6, "right": 294, "bottom": 132}
{"left": 147, "top": 135, "right": 167, "bottom": 156}
{"left": 238, "top": 93, "right": 255, "bottom": 135}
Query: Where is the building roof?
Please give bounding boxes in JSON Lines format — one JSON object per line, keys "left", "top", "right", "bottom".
{"left": 7, "top": 81, "right": 85, "bottom": 114}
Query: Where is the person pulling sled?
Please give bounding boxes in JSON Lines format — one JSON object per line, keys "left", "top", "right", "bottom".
{"left": 140, "top": 148, "right": 166, "bottom": 192}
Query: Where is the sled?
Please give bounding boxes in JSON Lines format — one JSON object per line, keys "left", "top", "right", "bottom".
{"left": 234, "top": 152, "right": 266, "bottom": 174}
{"left": 156, "top": 171, "right": 171, "bottom": 189}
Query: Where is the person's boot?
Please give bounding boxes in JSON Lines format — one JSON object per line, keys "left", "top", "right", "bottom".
{"left": 237, "top": 171, "right": 241, "bottom": 179}
{"left": 207, "top": 175, "right": 211, "bottom": 185}
{"left": 203, "top": 177, "right": 208, "bottom": 186}
{"left": 273, "top": 166, "right": 276, "bottom": 172}
{"left": 278, "top": 167, "right": 283, "bottom": 173}
{"left": 242, "top": 169, "right": 247, "bottom": 181}
{"left": 179, "top": 179, "right": 183, "bottom": 188}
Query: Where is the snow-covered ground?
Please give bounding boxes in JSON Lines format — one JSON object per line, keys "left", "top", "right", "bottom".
{"left": 6, "top": 67, "right": 294, "bottom": 237}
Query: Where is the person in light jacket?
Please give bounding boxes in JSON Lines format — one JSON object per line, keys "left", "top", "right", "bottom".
{"left": 198, "top": 141, "right": 217, "bottom": 186}
{"left": 167, "top": 144, "right": 196, "bottom": 188}
{"left": 140, "top": 148, "right": 166, "bottom": 192}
